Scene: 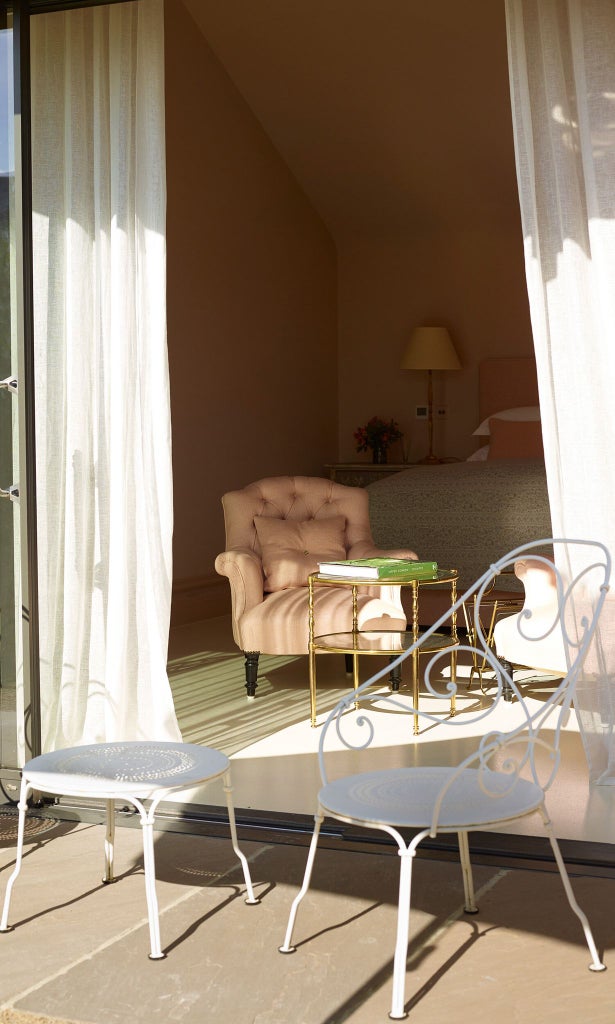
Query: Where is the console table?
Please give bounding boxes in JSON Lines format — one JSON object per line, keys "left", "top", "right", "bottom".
{"left": 325, "top": 463, "right": 410, "bottom": 487}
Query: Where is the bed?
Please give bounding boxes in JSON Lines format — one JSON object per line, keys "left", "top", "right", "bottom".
{"left": 367, "top": 356, "right": 553, "bottom": 623}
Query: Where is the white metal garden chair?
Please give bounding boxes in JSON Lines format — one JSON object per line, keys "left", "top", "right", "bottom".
{"left": 279, "top": 538, "right": 610, "bottom": 1020}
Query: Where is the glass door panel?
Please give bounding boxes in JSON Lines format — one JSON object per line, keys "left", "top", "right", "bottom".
{"left": 0, "top": 8, "right": 22, "bottom": 773}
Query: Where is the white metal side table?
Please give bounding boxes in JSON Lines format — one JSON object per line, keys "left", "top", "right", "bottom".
{"left": 0, "top": 741, "right": 259, "bottom": 959}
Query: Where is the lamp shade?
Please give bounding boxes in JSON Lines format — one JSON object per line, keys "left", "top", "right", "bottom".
{"left": 401, "top": 327, "right": 461, "bottom": 371}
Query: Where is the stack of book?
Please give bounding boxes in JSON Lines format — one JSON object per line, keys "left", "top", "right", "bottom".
{"left": 317, "top": 558, "right": 438, "bottom": 580}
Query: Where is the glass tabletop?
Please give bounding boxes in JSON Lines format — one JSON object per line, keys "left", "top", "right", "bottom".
{"left": 312, "top": 629, "right": 458, "bottom": 654}
{"left": 311, "top": 569, "right": 458, "bottom": 586}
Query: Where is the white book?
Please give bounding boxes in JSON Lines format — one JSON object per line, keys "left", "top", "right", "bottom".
{"left": 317, "top": 558, "right": 438, "bottom": 580}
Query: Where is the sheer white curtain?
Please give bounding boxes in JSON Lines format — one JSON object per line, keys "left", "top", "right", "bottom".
{"left": 506, "top": 0, "right": 615, "bottom": 782}
{"left": 30, "top": 0, "right": 181, "bottom": 749}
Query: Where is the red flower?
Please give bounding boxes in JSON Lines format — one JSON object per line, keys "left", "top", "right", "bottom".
{"left": 354, "top": 417, "right": 402, "bottom": 453}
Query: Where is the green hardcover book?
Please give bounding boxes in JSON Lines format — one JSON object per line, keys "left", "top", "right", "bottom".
{"left": 318, "top": 557, "right": 438, "bottom": 580}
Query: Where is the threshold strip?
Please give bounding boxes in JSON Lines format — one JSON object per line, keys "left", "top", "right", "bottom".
{"left": 21, "top": 798, "right": 615, "bottom": 880}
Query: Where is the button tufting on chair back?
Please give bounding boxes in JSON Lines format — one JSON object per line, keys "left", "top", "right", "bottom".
{"left": 215, "top": 475, "right": 418, "bottom": 704}
{"left": 222, "top": 475, "right": 378, "bottom": 557}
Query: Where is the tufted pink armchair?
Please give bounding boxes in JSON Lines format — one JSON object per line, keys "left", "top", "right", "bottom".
{"left": 215, "top": 475, "right": 417, "bottom": 699}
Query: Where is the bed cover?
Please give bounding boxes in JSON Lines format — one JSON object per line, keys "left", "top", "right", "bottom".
{"left": 366, "top": 355, "right": 553, "bottom": 621}
{"left": 368, "top": 457, "right": 552, "bottom": 593}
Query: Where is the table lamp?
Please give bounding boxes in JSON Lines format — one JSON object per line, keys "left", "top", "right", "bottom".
{"left": 401, "top": 326, "right": 461, "bottom": 464}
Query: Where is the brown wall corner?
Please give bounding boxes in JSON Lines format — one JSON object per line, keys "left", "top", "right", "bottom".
{"left": 171, "top": 572, "right": 231, "bottom": 627}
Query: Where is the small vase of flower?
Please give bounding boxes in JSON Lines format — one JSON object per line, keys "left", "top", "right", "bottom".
{"left": 354, "top": 417, "right": 403, "bottom": 465}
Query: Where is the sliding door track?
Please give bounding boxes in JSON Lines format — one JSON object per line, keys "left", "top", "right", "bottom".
{"left": 13, "top": 797, "right": 615, "bottom": 879}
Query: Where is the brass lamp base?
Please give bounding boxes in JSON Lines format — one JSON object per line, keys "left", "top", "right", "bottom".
{"left": 417, "top": 453, "right": 442, "bottom": 465}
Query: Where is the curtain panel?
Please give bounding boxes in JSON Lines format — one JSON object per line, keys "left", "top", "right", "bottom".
{"left": 506, "top": 0, "right": 615, "bottom": 782}
{"left": 31, "top": 0, "right": 181, "bottom": 748}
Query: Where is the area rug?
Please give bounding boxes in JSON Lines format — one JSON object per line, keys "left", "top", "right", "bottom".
{"left": 0, "top": 807, "right": 61, "bottom": 842}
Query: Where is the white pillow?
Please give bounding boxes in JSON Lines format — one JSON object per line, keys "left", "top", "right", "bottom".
{"left": 467, "top": 445, "right": 489, "bottom": 462}
{"left": 473, "top": 405, "right": 540, "bottom": 437}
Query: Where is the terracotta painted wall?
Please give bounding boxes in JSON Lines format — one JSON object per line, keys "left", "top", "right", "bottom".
{"left": 164, "top": 1, "right": 338, "bottom": 621}
{"left": 333, "top": 4, "right": 534, "bottom": 466}
{"left": 337, "top": 227, "right": 534, "bottom": 466}
{"left": 164, "top": 0, "right": 534, "bottom": 622}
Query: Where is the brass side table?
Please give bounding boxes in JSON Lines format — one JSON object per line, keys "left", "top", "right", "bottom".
{"left": 308, "top": 568, "right": 459, "bottom": 733}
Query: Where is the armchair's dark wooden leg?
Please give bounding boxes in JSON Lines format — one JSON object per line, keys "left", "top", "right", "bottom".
{"left": 344, "top": 653, "right": 353, "bottom": 676}
{"left": 389, "top": 656, "right": 402, "bottom": 692}
{"left": 498, "top": 657, "right": 514, "bottom": 702}
{"left": 244, "top": 651, "right": 260, "bottom": 698}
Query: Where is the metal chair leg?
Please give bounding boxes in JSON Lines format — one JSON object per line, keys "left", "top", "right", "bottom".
{"left": 458, "top": 831, "right": 478, "bottom": 913}
{"left": 102, "top": 799, "right": 116, "bottom": 884}
{"left": 136, "top": 802, "right": 164, "bottom": 960}
{"left": 279, "top": 812, "right": 324, "bottom": 954}
{"left": 389, "top": 848, "right": 415, "bottom": 1020}
{"left": 223, "top": 771, "right": 259, "bottom": 905}
{"left": 540, "top": 807, "right": 605, "bottom": 972}
{"left": 0, "top": 779, "right": 31, "bottom": 932}
{"left": 498, "top": 657, "right": 514, "bottom": 702}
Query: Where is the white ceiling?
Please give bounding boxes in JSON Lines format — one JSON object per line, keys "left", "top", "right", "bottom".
{"left": 183, "top": 0, "right": 521, "bottom": 240}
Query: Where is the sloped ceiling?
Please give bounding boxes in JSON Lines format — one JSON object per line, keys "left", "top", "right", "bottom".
{"left": 182, "top": 0, "right": 520, "bottom": 239}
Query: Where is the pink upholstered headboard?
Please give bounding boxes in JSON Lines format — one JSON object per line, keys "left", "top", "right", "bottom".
{"left": 479, "top": 356, "right": 539, "bottom": 422}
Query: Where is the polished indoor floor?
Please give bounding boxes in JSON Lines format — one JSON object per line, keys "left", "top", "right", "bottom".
{"left": 167, "top": 614, "right": 615, "bottom": 849}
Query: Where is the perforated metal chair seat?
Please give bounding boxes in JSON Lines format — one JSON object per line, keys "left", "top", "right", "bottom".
{"left": 319, "top": 766, "right": 544, "bottom": 831}
{"left": 21, "top": 741, "right": 230, "bottom": 800}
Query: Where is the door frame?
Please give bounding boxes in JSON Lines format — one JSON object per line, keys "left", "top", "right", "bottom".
{"left": 1, "top": 1, "right": 40, "bottom": 784}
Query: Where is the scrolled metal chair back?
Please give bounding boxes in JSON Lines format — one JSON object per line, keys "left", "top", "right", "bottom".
{"left": 317, "top": 538, "right": 611, "bottom": 825}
